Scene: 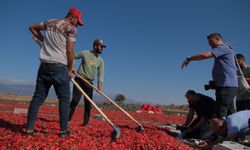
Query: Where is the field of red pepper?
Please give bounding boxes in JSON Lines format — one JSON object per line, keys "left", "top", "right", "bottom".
{"left": 0, "top": 101, "right": 192, "bottom": 150}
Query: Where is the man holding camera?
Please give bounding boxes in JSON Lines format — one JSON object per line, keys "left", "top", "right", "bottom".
{"left": 181, "top": 90, "right": 216, "bottom": 139}
{"left": 181, "top": 33, "right": 238, "bottom": 118}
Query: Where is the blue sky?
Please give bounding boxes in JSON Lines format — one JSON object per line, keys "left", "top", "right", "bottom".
{"left": 0, "top": 0, "right": 250, "bottom": 104}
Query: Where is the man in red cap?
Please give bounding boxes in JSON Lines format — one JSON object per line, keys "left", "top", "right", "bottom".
{"left": 25, "top": 8, "right": 83, "bottom": 138}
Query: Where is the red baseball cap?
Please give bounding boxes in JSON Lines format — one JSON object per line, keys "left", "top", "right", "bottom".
{"left": 68, "top": 8, "right": 83, "bottom": 26}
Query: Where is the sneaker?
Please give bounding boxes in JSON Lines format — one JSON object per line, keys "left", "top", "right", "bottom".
{"left": 58, "top": 130, "right": 70, "bottom": 138}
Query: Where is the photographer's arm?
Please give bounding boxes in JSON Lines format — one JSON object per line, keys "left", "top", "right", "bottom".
{"left": 188, "top": 51, "right": 213, "bottom": 61}
{"left": 181, "top": 51, "right": 213, "bottom": 69}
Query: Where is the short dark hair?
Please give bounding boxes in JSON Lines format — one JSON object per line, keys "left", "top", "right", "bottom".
{"left": 207, "top": 33, "right": 222, "bottom": 40}
{"left": 236, "top": 53, "right": 245, "bottom": 61}
{"left": 65, "top": 12, "right": 77, "bottom": 19}
{"left": 185, "top": 90, "right": 196, "bottom": 97}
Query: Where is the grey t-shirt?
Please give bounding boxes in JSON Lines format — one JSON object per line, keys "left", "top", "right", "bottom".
{"left": 39, "top": 19, "right": 77, "bottom": 65}
{"left": 237, "top": 65, "right": 250, "bottom": 100}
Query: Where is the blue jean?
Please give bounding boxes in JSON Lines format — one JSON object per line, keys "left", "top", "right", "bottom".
{"left": 215, "top": 87, "right": 237, "bottom": 117}
{"left": 26, "top": 62, "right": 70, "bottom": 131}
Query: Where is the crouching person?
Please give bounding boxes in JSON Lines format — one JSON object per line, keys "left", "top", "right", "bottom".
{"left": 199, "top": 110, "right": 250, "bottom": 149}
{"left": 181, "top": 90, "right": 216, "bottom": 139}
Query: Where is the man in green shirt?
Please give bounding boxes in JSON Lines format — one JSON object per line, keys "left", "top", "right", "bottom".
{"left": 69, "top": 39, "right": 106, "bottom": 126}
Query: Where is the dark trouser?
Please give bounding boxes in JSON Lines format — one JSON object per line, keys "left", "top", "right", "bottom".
{"left": 215, "top": 87, "right": 237, "bottom": 118}
{"left": 236, "top": 99, "right": 250, "bottom": 111}
{"left": 69, "top": 76, "right": 93, "bottom": 126}
{"left": 27, "top": 63, "right": 70, "bottom": 131}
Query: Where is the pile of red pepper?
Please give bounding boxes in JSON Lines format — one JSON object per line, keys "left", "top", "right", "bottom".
{"left": 0, "top": 102, "right": 191, "bottom": 149}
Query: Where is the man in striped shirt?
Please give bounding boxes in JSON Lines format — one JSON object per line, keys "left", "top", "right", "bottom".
{"left": 26, "top": 8, "right": 83, "bottom": 138}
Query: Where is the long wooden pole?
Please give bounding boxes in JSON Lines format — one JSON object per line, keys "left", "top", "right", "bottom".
{"left": 74, "top": 72, "right": 144, "bottom": 130}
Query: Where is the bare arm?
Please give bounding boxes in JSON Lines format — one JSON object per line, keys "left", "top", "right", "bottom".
{"left": 29, "top": 23, "right": 44, "bottom": 42}
{"left": 185, "top": 108, "right": 194, "bottom": 126}
{"left": 181, "top": 51, "right": 213, "bottom": 69}
{"left": 66, "top": 40, "right": 75, "bottom": 79}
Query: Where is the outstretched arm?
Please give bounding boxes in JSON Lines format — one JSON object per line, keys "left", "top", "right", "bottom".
{"left": 181, "top": 51, "right": 213, "bottom": 69}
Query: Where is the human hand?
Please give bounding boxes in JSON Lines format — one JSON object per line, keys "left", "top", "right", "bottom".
{"left": 197, "top": 140, "right": 209, "bottom": 149}
{"left": 181, "top": 59, "right": 190, "bottom": 69}
{"left": 98, "top": 85, "right": 103, "bottom": 92}
{"left": 68, "top": 67, "right": 75, "bottom": 79}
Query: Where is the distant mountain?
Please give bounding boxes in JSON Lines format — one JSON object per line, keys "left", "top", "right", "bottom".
{"left": 0, "top": 79, "right": 56, "bottom": 98}
{"left": 0, "top": 79, "right": 143, "bottom": 104}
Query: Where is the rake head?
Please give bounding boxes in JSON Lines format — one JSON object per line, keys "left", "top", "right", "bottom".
{"left": 135, "top": 125, "right": 144, "bottom": 132}
{"left": 110, "top": 126, "right": 121, "bottom": 142}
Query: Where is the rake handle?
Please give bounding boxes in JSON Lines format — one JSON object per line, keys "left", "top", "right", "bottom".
{"left": 71, "top": 78, "right": 116, "bottom": 127}
{"left": 74, "top": 72, "right": 143, "bottom": 127}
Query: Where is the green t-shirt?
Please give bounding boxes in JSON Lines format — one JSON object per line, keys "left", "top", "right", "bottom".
{"left": 75, "top": 50, "right": 104, "bottom": 86}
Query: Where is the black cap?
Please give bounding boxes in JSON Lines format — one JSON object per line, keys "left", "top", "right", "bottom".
{"left": 93, "top": 39, "right": 107, "bottom": 48}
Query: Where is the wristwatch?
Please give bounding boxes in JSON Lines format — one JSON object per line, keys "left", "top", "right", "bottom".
{"left": 186, "top": 56, "right": 191, "bottom": 61}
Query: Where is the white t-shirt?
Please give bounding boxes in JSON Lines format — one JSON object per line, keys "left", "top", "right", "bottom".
{"left": 39, "top": 19, "right": 77, "bottom": 65}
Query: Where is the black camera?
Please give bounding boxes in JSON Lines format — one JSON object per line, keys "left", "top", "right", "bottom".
{"left": 204, "top": 80, "right": 216, "bottom": 90}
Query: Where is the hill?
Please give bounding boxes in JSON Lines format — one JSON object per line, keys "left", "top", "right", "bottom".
{"left": 0, "top": 79, "right": 142, "bottom": 104}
